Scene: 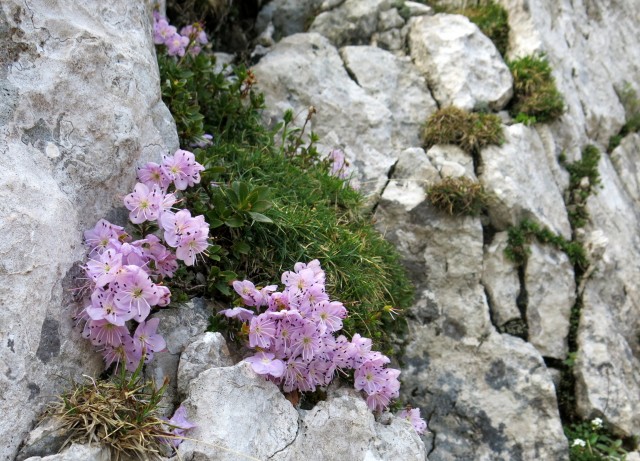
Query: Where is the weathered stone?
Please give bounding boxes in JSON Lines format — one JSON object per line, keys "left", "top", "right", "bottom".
{"left": 16, "top": 418, "right": 67, "bottom": 461}
{"left": 273, "top": 388, "right": 426, "bottom": 460}
{"left": 255, "top": 0, "right": 323, "bottom": 41}
{"left": 0, "top": 1, "right": 176, "bottom": 458}
{"left": 501, "top": 0, "right": 640, "bottom": 145}
{"left": 479, "top": 123, "right": 572, "bottom": 238}
{"left": 253, "top": 33, "right": 397, "bottom": 199}
{"left": 403, "top": 331, "right": 568, "bottom": 460}
{"left": 378, "top": 8, "right": 404, "bottom": 30}
{"left": 609, "top": 133, "right": 640, "bottom": 207}
{"left": 425, "top": 144, "right": 475, "bottom": 179}
{"left": 408, "top": 14, "right": 513, "bottom": 110}
{"left": 371, "top": 28, "right": 405, "bottom": 52}
{"left": 177, "top": 363, "right": 299, "bottom": 460}
{"left": 144, "top": 299, "right": 212, "bottom": 416}
{"left": 525, "top": 243, "right": 575, "bottom": 360}
{"left": 481, "top": 232, "right": 522, "bottom": 329}
{"left": 177, "top": 332, "right": 233, "bottom": 398}
{"left": 575, "top": 153, "right": 640, "bottom": 436}
{"left": 22, "top": 444, "right": 110, "bottom": 461}
{"left": 403, "top": 1, "right": 433, "bottom": 17}
{"left": 309, "top": 0, "right": 391, "bottom": 46}
{"left": 340, "top": 45, "right": 437, "bottom": 147}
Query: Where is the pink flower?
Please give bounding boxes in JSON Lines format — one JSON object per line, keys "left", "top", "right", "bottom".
{"left": 397, "top": 407, "right": 428, "bottom": 435}
{"left": 137, "top": 161, "right": 171, "bottom": 190}
{"left": 165, "top": 33, "right": 189, "bottom": 57}
{"left": 161, "top": 149, "right": 204, "bottom": 190}
{"left": 113, "top": 266, "right": 160, "bottom": 322}
{"left": 245, "top": 352, "right": 285, "bottom": 378}
{"left": 249, "top": 314, "right": 277, "bottom": 348}
{"left": 133, "top": 318, "right": 166, "bottom": 362}
{"left": 86, "top": 288, "right": 134, "bottom": 326}
{"left": 124, "top": 183, "right": 163, "bottom": 224}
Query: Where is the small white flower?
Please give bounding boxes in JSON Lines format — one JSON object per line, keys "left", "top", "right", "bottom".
{"left": 591, "top": 417, "right": 603, "bottom": 429}
{"left": 572, "top": 438, "right": 586, "bottom": 448}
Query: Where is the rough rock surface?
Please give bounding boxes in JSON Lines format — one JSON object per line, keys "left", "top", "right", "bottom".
{"left": 22, "top": 444, "right": 110, "bottom": 461}
{"left": 177, "top": 363, "right": 300, "bottom": 460}
{"left": 408, "top": 14, "right": 513, "bottom": 110}
{"left": 479, "top": 124, "right": 572, "bottom": 238}
{"left": 177, "top": 331, "right": 233, "bottom": 397}
{"left": 0, "top": 1, "right": 176, "bottom": 458}
{"left": 272, "top": 388, "right": 426, "bottom": 461}
{"left": 610, "top": 133, "right": 640, "bottom": 206}
{"left": 524, "top": 243, "right": 575, "bottom": 360}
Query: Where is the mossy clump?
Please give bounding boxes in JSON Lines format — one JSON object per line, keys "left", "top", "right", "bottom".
{"left": 158, "top": 43, "right": 413, "bottom": 355}
{"left": 422, "top": 106, "right": 504, "bottom": 153}
{"left": 427, "top": 176, "right": 490, "bottom": 216}
{"left": 48, "top": 371, "right": 172, "bottom": 460}
{"left": 454, "top": 0, "right": 510, "bottom": 56}
{"left": 508, "top": 54, "right": 565, "bottom": 124}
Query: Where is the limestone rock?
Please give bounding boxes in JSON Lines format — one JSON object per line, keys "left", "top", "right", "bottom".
{"left": 253, "top": 33, "right": 397, "bottom": 199}
{"left": 144, "top": 298, "right": 212, "bottom": 416}
{"left": 609, "top": 133, "right": 640, "bottom": 207}
{"left": 408, "top": 14, "right": 513, "bottom": 110}
{"left": 479, "top": 123, "right": 572, "bottom": 239}
{"left": 22, "top": 444, "right": 110, "bottom": 461}
{"left": 272, "top": 388, "right": 426, "bottom": 460}
{"left": 16, "top": 418, "right": 67, "bottom": 461}
{"left": 0, "top": 1, "right": 176, "bottom": 458}
{"left": 255, "top": 0, "right": 323, "bottom": 41}
{"left": 425, "top": 144, "right": 475, "bottom": 179}
{"left": 525, "top": 243, "right": 575, "bottom": 360}
{"left": 403, "top": 1, "right": 433, "bottom": 17}
{"left": 177, "top": 331, "right": 233, "bottom": 397}
{"left": 501, "top": 0, "right": 640, "bottom": 145}
{"left": 575, "top": 153, "right": 640, "bottom": 436}
{"left": 177, "top": 363, "right": 299, "bottom": 460}
{"left": 403, "top": 331, "right": 569, "bottom": 460}
{"left": 309, "top": 0, "right": 391, "bottom": 47}
{"left": 340, "top": 45, "right": 437, "bottom": 147}
{"left": 481, "top": 232, "right": 522, "bottom": 329}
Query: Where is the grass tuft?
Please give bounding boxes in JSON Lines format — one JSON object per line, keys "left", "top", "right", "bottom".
{"left": 508, "top": 54, "right": 565, "bottom": 124}
{"left": 427, "top": 176, "right": 490, "bottom": 216}
{"left": 422, "top": 106, "right": 504, "bottom": 153}
{"left": 453, "top": 0, "right": 510, "bottom": 56}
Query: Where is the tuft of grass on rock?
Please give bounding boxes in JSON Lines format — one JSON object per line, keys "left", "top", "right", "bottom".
{"left": 608, "top": 82, "right": 640, "bottom": 152}
{"left": 427, "top": 176, "right": 490, "bottom": 216}
{"left": 422, "top": 106, "right": 504, "bottom": 153}
{"left": 47, "top": 368, "right": 173, "bottom": 460}
{"left": 508, "top": 54, "right": 565, "bottom": 124}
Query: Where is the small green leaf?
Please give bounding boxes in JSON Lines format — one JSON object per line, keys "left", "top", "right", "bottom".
{"left": 225, "top": 215, "right": 245, "bottom": 228}
{"left": 248, "top": 212, "right": 273, "bottom": 223}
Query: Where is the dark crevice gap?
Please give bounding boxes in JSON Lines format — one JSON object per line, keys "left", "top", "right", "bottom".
{"left": 371, "top": 159, "right": 399, "bottom": 215}
{"left": 515, "top": 263, "right": 529, "bottom": 339}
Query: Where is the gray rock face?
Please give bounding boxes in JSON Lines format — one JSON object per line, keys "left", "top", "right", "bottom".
{"left": 610, "top": 133, "right": 640, "bottom": 206}
{"left": 408, "top": 14, "right": 513, "bottom": 110}
{"left": 273, "top": 388, "right": 426, "bottom": 461}
{"left": 0, "top": 1, "right": 176, "bottom": 458}
{"left": 575, "top": 153, "right": 640, "bottom": 436}
{"left": 22, "top": 444, "right": 110, "bottom": 461}
{"left": 525, "top": 243, "right": 575, "bottom": 360}
{"left": 480, "top": 124, "right": 572, "bottom": 239}
{"left": 255, "top": 0, "right": 322, "bottom": 41}
{"left": 177, "top": 331, "right": 233, "bottom": 397}
{"left": 501, "top": 0, "right": 640, "bottom": 146}
{"left": 177, "top": 363, "right": 300, "bottom": 460}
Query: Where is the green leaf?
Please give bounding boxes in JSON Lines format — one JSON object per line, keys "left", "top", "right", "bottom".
{"left": 248, "top": 212, "right": 273, "bottom": 223}
{"left": 225, "top": 215, "right": 245, "bottom": 228}
{"left": 232, "top": 240, "right": 251, "bottom": 254}
{"left": 251, "top": 200, "right": 272, "bottom": 213}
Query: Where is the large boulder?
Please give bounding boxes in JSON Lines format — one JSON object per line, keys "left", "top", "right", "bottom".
{"left": 0, "top": 1, "right": 176, "bottom": 459}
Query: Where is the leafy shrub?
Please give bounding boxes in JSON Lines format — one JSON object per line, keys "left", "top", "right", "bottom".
{"left": 427, "top": 176, "right": 490, "bottom": 216}
{"left": 508, "top": 54, "right": 565, "bottom": 124}
{"left": 454, "top": 0, "right": 510, "bottom": 56}
{"left": 422, "top": 106, "right": 504, "bottom": 153}
{"left": 158, "top": 31, "right": 413, "bottom": 355}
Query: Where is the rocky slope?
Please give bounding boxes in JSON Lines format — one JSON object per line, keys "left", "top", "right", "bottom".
{"left": 3, "top": 0, "right": 640, "bottom": 460}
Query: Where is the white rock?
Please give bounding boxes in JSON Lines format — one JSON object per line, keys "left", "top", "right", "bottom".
{"left": 340, "top": 45, "right": 438, "bottom": 147}
{"left": 609, "top": 133, "right": 640, "bottom": 207}
{"left": 177, "top": 332, "right": 233, "bottom": 397}
{"left": 378, "top": 8, "right": 404, "bottom": 31}
{"left": 22, "top": 443, "right": 110, "bottom": 461}
{"left": 0, "top": 1, "right": 175, "bottom": 458}
{"left": 481, "top": 232, "right": 522, "bottom": 328}
{"left": 480, "top": 124, "right": 572, "bottom": 239}
{"left": 273, "top": 388, "right": 426, "bottom": 460}
{"left": 403, "top": 1, "right": 433, "bottom": 17}
{"left": 525, "top": 243, "right": 575, "bottom": 360}
{"left": 425, "top": 144, "right": 475, "bottom": 179}
{"left": 408, "top": 14, "right": 513, "bottom": 110}
{"left": 309, "top": 0, "right": 391, "bottom": 46}
{"left": 177, "top": 363, "right": 299, "bottom": 460}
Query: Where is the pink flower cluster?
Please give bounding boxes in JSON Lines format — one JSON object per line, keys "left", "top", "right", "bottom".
{"left": 153, "top": 12, "right": 208, "bottom": 57}
{"left": 398, "top": 407, "right": 428, "bottom": 435}
{"left": 221, "top": 260, "right": 407, "bottom": 415}
{"left": 79, "top": 150, "right": 208, "bottom": 372}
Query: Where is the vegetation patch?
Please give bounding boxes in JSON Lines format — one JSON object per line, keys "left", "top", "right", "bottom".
{"left": 158, "top": 33, "right": 413, "bottom": 355}
{"left": 559, "top": 145, "right": 601, "bottom": 231}
{"left": 508, "top": 54, "right": 565, "bottom": 124}
{"left": 427, "top": 176, "right": 490, "bottom": 216}
{"left": 565, "top": 418, "right": 628, "bottom": 461}
{"left": 422, "top": 106, "right": 504, "bottom": 154}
